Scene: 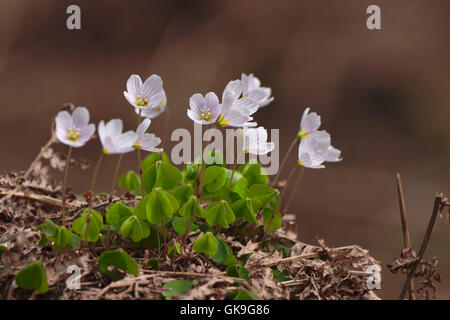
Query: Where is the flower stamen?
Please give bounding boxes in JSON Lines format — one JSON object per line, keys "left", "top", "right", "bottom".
{"left": 135, "top": 96, "right": 149, "bottom": 107}
{"left": 199, "top": 109, "right": 213, "bottom": 122}
{"left": 66, "top": 127, "right": 81, "bottom": 142}
{"left": 297, "top": 129, "right": 308, "bottom": 140}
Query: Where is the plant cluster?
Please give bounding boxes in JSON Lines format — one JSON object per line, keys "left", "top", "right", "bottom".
{"left": 12, "top": 73, "right": 342, "bottom": 298}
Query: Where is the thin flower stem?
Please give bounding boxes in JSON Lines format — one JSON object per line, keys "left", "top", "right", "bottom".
{"left": 262, "top": 190, "right": 281, "bottom": 242}
{"left": 161, "top": 221, "right": 168, "bottom": 256}
{"left": 226, "top": 159, "right": 239, "bottom": 201}
{"left": 197, "top": 124, "right": 209, "bottom": 198}
{"left": 2, "top": 135, "right": 56, "bottom": 203}
{"left": 111, "top": 154, "right": 124, "bottom": 194}
{"left": 106, "top": 154, "right": 124, "bottom": 250}
{"left": 61, "top": 146, "right": 73, "bottom": 227}
{"left": 90, "top": 154, "right": 104, "bottom": 193}
{"left": 182, "top": 197, "right": 199, "bottom": 252}
{"left": 273, "top": 137, "right": 298, "bottom": 186}
{"left": 137, "top": 110, "right": 145, "bottom": 197}
{"left": 83, "top": 153, "right": 104, "bottom": 248}
{"left": 283, "top": 166, "right": 305, "bottom": 215}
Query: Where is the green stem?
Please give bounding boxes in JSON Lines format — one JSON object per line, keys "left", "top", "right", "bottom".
{"left": 106, "top": 154, "right": 124, "bottom": 250}
{"left": 83, "top": 153, "right": 104, "bottom": 248}
{"left": 226, "top": 160, "right": 239, "bottom": 201}
{"left": 262, "top": 190, "right": 281, "bottom": 242}
{"left": 111, "top": 154, "right": 124, "bottom": 195}
{"left": 137, "top": 110, "right": 145, "bottom": 197}
{"left": 61, "top": 146, "right": 73, "bottom": 227}
{"left": 273, "top": 137, "right": 298, "bottom": 186}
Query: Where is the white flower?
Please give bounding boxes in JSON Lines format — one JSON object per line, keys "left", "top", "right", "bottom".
{"left": 135, "top": 89, "right": 167, "bottom": 119}
{"left": 297, "top": 134, "right": 330, "bottom": 169}
{"left": 241, "top": 73, "right": 274, "bottom": 108}
{"left": 217, "top": 80, "right": 257, "bottom": 127}
{"left": 187, "top": 92, "right": 220, "bottom": 125}
{"left": 326, "top": 145, "right": 343, "bottom": 162}
{"left": 243, "top": 126, "right": 275, "bottom": 155}
{"left": 98, "top": 119, "right": 138, "bottom": 155}
{"left": 134, "top": 118, "right": 163, "bottom": 153}
{"left": 298, "top": 107, "right": 321, "bottom": 139}
{"left": 55, "top": 107, "right": 95, "bottom": 148}
{"left": 124, "top": 74, "right": 165, "bottom": 112}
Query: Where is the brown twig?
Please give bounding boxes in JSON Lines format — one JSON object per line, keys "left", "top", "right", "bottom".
{"left": 0, "top": 188, "right": 76, "bottom": 209}
{"left": 395, "top": 173, "right": 415, "bottom": 300}
{"left": 399, "top": 194, "right": 442, "bottom": 300}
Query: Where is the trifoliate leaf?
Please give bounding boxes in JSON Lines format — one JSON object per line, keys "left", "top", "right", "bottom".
{"left": 212, "top": 238, "right": 237, "bottom": 266}
{"left": 239, "top": 163, "right": 269, "bottom": 186}
{"left": 192, "top": 232, "right": 218, "bottom": 256}
{"left": 203, "top": 166, "right": 226, "bottom": 193}
{"left": 154, "top": 161, "right": 182, "bottom": 190}
{"left": 120, "top": 216, "right": 150, "bottom": 242}
{"left": 16, "top": 262, "right": 48, "bottom": 294}
{"left": 248, "top": 184, "right": 277, "bottom": 204}
{"left": 105, "top": 202, "right": 133, "bottom": 228}
{"left": 72, "top": 209, "right": 103, "bottom": 242}
{"left": 231, "top": 198, "right": 261, "bottom": 223}
{"left": 205, "top": 200, "right": 236, "bottom": 228}
{"left": 98, "top": 249, "right": 138, "bottom": 281}
{"left": 146, "top": 188, "right": 179, "bottom": 224}
{"left": 179, "top": 196, "right": 205, "bottom": 219}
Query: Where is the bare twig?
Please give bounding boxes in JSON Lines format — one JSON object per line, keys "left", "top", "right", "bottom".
{"left": 0, "top": 188, "right": 77, "bottom": 209}
{"left": 399, "top": 194, "right": 442, "bottom": 300}
{"left": 395, "top": 173, "right": 416, "bottom": 300}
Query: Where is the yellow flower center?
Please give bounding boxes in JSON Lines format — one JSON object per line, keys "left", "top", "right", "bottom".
{"left": 133, "top": 141, "right": 141, "bottom": 149}
{"left": 66, "top": 128, "right": 81, "bottom": 142}
{"left": 199, "top": 109, "right": 213, "bottom": 122}
{"left": 217, "top": 114, "right": 228, "bottom": 127}
{"left": 102, "top": 148, "right": 110, "bottom": 156}
{"left": 296, "top": 160, "right": 304, "bottom": 167}
{"left": 297, "top": 129, "right": 308, "bottom": 140}
{"left": 135, "top": 96, "right": 149, "bottom": 107}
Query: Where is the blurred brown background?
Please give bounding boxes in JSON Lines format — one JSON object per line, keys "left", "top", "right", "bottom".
{"left": 0, "top": 0, "right": 449, "bottom": 299}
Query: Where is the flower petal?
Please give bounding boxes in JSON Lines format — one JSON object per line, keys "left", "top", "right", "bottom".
{"left": 72, "top": 107, "right": 90, "bottom": 128}
{"left": 126, "top": 74, "right": 143, "bottom": 99}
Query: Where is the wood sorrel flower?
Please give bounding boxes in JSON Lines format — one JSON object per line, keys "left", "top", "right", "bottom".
{"left": 124, "top": 74, "right": 166, "bottom": 118}
{"left": 217, "top": 80, "right": 258, "bottom": 127}
{"left": 297, "top": 134, "right": 330, "bottom": 169}
{"left": 241, "top": 73, "right": 274, "bottom": 108}
{"left": 297, "top": 107, "right": 321, "bottom": 139}
{"left": 55, "top": 106, "right": 95, "bottom": 147}
{"left": 187, "top": 92, "right": 220, "bottom": 125}
{"left": 133, "top": 118, "right": 163, "bottom": 153}
{"left": 136, "top": 89, "right": 167, "bottom": 119}
{"left": 242, "top": 126, "right": 275, "bottom": 155}
{"left": 98, "top": 119, "right": 138, "bottom": 155}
